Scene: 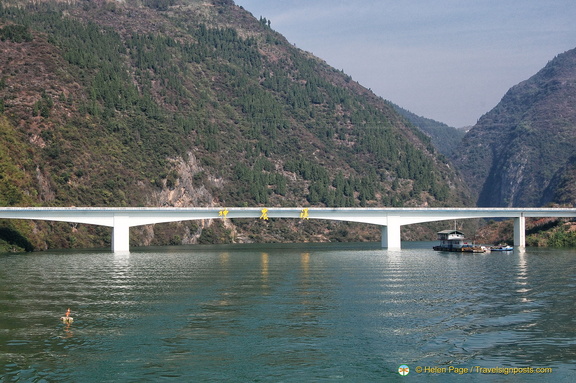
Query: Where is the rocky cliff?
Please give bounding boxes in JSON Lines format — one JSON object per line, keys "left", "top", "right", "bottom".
{"left": 453, "top": 47, "right": 576, "bottom": 207}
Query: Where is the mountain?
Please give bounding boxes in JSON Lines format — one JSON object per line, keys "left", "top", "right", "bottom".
{"left": 390, "top": 102, "right": 466, "bottom": 157}
{"left": 452, "top": 47, "right": 576, "bottom": 207}
{"left": 0, "top": 0, "right": 471, "bottom": 251}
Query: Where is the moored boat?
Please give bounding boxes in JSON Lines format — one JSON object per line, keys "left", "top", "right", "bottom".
{"left": 489, "top": 244, "right": 513, "bottom": 251}
{"left": 433, "top": 229, "right": 486, "bottom": 253}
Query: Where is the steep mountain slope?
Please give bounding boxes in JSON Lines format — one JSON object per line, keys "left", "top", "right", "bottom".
{"left": 390, "top": 102, "right": 466, "bottom": 157}
{"left": 0, "top": 0, "right": 471, "bottom": 250}
{"left": 453, "top": 47, "right": 576, "bottom": 207}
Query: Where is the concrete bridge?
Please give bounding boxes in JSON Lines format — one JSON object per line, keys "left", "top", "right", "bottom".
{"left": 1, "top": 207, "right": 575, "bottom": 252}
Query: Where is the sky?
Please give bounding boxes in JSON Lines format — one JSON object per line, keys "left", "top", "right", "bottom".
{"left": 234, "top": 0, "right": 576, "bottom": 127}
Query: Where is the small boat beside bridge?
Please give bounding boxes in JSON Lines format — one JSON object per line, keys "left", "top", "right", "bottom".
{"left": 489, "top": 244, "right": 514, "bottom": 251}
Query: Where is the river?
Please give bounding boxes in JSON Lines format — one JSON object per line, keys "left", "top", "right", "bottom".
{"left": 1, "top": 242, "right": 575, "bottom": 382}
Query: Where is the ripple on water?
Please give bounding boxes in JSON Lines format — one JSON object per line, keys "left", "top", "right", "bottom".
{"left": 2, "top": 246, "right": 576, "bottom": 381}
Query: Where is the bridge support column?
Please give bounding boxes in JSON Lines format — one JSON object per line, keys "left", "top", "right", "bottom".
{"left": 112, "top": 215, "right": 130, "bottom": 253}
{"left": 381, "top": 216, "right": 401, "bottom": 250}
{"left": 514, "top": 214, "right": 526, "bottom": 252}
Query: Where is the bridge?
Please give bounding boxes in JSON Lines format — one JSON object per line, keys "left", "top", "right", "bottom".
{"left": 1, "top": 207, "right": 575, "bottom": 252}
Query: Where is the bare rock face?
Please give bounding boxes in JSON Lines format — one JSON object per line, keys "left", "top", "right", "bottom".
{"left": 152, "top": 152, "right": 217, "bottom": 208}
{"left": 139, "top": 152, "right": 225, "bottom": 245}
{"left": 453, "top": 47, "right": 576, "bottom": 207}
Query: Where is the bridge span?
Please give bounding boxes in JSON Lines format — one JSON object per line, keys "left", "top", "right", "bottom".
{"left": 1, "top": 207, "right": 575, "bottom": 252}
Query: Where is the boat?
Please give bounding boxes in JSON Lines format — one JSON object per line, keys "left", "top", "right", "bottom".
{"left": 489, "top": 244, "right": 513, "bottom": 251}
{"left": 433, "top": 229, "right": 486, "bottom": 253}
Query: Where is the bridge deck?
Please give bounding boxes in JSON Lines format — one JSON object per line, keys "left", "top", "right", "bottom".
{"left": 1, "top": 207, "right": 575, "bottom": 252}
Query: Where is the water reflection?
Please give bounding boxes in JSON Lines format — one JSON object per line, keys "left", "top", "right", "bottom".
{"left": 113, "top": 251, "right": 130, "bottom": 265}
{"left": 260, "top": 252, "right": 269, "bottom": 287}
{"left": 516, "top": 252, "right": 532, "bottom": 299}
{"left": 60, "top": 320, "right": 74, "bottom": 339}
{"left": 219, "top": 251, "right": 229, "bottom": 267}
{"left": 300, "top": 252, "right": 310, "bottom": 276}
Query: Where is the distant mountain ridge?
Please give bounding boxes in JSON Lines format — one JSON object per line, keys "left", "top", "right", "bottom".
{"left": 390, "top": 102, "right": 466, "bottom": 157}
{"left": 453, "top": 47, "right": 576, "bottom": 207}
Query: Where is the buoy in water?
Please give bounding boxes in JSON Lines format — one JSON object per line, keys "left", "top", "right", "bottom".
{"left": 60, "top": 308, "right": 73, "bottom": 324}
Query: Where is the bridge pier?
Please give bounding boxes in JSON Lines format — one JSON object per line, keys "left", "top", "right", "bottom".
{"left": 514, "top": 214, "right": 526, "bottom": 252}
{"left": 381, "top": 216, "right": 401, "bottom": 250}
{"left": 112, "top": 215, "right": 130, "bottom": 253}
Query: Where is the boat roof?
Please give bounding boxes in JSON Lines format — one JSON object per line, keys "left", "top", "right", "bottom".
{"left": 437, "top": 229, "right": 465, "bottom": 235}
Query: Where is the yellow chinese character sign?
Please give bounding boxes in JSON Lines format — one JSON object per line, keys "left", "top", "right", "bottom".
{"left": 260, "top": 208, "right": 269, "bottom": 220}
{"left": 218, "top": 208, "right": 229, "bottom": 218}
{"left": 300, "top": 208, "right": 309, "bottom": 220}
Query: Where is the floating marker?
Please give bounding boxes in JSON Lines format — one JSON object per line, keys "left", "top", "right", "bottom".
{"left": 60, "top": 308, "right": 73, "bottom": 324}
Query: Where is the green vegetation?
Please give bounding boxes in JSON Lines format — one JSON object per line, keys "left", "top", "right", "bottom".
{"left": 527, "top": 220, "right": 576, "bottom": 247}
{"left": 391, "top": 102, "right": 466, "bottom": 157}
{"left": 0, "top": 116, "right": 35, "bottom": 207}
{"left": 0, "top": 225, "right": 34, "bottom": 252}
{"left": 0, "top": 23, "right": 32, "bottom": 42}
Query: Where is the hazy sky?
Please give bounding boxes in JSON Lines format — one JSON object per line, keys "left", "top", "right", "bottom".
{"left": 234, "top": 0, "right": 576, "bottom": 127}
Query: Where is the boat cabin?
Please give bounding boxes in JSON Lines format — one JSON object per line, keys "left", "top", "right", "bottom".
{"left": 436, "top": 229, "right": 465, "bottom": 249}
{"left": 437, "top": 229, "right": 465, "bottom": 241}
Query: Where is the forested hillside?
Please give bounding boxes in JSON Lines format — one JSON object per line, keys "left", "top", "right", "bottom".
{"left": 390, "top": 102, "right": 466, "bottom": 157}
{"left": 0, "top": 0, "right": 470, "bottom": 251}
{"left": 453, "top": 47, "right": 576, "bottom": 207}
